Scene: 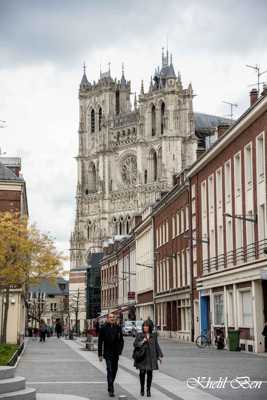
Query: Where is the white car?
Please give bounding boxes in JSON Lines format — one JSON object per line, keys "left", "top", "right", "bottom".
{"left": 122, "top": 320, "right": 135, "bottom": 336}
{"left": 132, "top": 320, "right": 144, "bottom": 337}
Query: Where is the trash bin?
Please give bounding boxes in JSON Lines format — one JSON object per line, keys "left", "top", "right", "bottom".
{"left": 228, "top": 330, "right": 240, "bottom": 351}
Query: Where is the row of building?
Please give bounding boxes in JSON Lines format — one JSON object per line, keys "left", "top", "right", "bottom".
{"left": 98, "top": 87, "right": 267, "bottom": 353}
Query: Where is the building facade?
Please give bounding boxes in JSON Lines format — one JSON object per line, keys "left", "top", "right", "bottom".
{"left": 0, "top": 157, "right": 28, "bottom": 344}
{"left": 189, "top": 88, "right": 267, "bottom": 352}
{"left": 70, "top": 51, "right": 200, "bottom": 268}
{"left": 135, "top": 206, "right": 155, "bottom": 321}
{"left": 27, "top": 278, "right": 69, "bottom": 329}
{"left": 153, "top": 173, "right": 192, "bottom": 340}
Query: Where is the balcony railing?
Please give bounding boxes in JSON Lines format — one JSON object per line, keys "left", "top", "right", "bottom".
{"left": 202, "top": 238, "right": 267, "bottom": 275}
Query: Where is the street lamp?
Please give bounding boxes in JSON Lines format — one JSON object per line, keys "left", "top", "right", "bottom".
{"left": 224, "top": 212, "right": 257, "bottom": 223}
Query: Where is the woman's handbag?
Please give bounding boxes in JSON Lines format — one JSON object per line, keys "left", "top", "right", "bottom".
{"left": 132, "top": 344, "right": 146, "bottom": 362}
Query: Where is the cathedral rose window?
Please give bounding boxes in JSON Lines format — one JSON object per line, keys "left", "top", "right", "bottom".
{"left": 121, "top": 155, "right": 137, "bottom": 185}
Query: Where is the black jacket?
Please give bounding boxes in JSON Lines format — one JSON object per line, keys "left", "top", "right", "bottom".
{"left": 98, "top": 323, "right": 124, "bottom": 358}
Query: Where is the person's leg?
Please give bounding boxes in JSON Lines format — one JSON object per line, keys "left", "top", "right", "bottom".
{"left": 147, "top": 370, "right": 153, "bottom": 396}
{"left": 111, "top": 357, "right": 119, "bottom": 385}
{"left": 139, "top": 370, "right": 146, "bottom": 395}
{"left": 105, "top": 358, "right": 114, "bottom": 395}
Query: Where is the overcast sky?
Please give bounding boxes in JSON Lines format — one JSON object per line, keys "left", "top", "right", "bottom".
{"left": 0, "top": 0, "right": 266, "bottom": 270}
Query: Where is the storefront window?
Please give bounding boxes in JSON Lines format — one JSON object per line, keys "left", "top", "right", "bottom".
{"left": 214, "top": 294, "right": 224, "bottom": 325}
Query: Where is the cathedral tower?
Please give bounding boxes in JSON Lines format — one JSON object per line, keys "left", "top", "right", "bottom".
{"left": 70, "top": 52, "right": 197, "bottom": 269}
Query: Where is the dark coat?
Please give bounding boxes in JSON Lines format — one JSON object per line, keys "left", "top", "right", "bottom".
{"left": 133, "top": 333, "right": 163, "bottom": 371}
{"left": 98, "top": 323, "right": 124, "bottom": 359}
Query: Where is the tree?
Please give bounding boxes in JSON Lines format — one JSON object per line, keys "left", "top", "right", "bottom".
{"left": 0, "top": 212, "right": 64, "bottom": 343}
{"left": 68, "top": 288, "right": 86, "bottom": 335}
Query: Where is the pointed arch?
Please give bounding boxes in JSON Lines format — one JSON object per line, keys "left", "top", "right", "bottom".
{"left": 149, "top": 148, "right": 158, "bottom": 182}
{"left": 91, "top": 109, "right": 95, "bottom": 133}
{"left": 160, "top": 102, "right": 165, "bottom": 134}
{"left": 88, "top": 162, "right": 97, "bottom": 192}
{"left": 151, "top": 104, "right": 156, "bottom": 136}
{"left": 98, "top": 107, "right": 102, "bottom": 131}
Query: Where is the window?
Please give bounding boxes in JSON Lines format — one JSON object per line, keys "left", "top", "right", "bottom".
{"left": 216, "top": 168, "right": 222, "bottom": 206}
{"left": 185, "top": 206, "right": 189, "bottom": 231}
{"left": 151, "top": 104, "right": 156, "bottom": 136}
{"left": 98, "top": 107, "right": 102, "bottom": 131}
{"left": 256, "top": 134, "right": 265, "bottom": 179}
{"left": 234, "top": 153, "right": 241, "bottom": 195}
{"left": 235, "top": 218, "right": 243, "bottom": 250}
{"left": 246, "top": 210, "right": 254, "bottom": 246}
{"left": 161, "top": 102, "right": 165, "bottom": 134}
{"left": 173, "top": 255, "right": 177, "bottom": 288}
{"left": 208, "top": 174, "right": 214, "bottom": 210}
{"left": 91, "top": 109, "right": 95, "bottom": 133}
{"left": 245, "top": 144, "right": 253, "bottom": 186}
{"left": 240, "top": 290, "right": 253, "bottom": 327}
{"left": 176, "top": 212, "right": 180, "bottom": 235}
{"left": 116, "top": 90, "right": 120, "bottom": 115}
{"left": 227, "top": 291, "right": 234, "bottom": 327}
{"left": 258, "top": 204, "right": 266, "bottom": 241}
{"left": 180, "top": 209, "right": 184, "bottom": 233}
{"left": 214, "top": 294, "right": 224, "bottom": 325}
{"left": 201, "top": 181, "right": 207, "bottom": 214}
{"left": 177, "top": 253, "right": 181, "bottom": 288}
{"left": 181, "top": 251, "right": 186, "bottom": 287}
{"left": 224, "top": 161, "right": 231, "bottom": 201}
{"left": 144, "top": 169, "right": 147, "bottom": 184}
{"left": 186, "top": 248, "right": 191, "bottom": 286}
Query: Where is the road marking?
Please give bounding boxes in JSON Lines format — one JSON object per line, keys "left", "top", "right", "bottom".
{"left": 64, "top": 339, "right": 181, "bottom": 400}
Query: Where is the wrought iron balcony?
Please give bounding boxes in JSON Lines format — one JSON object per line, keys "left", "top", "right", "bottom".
{"left": 202, "top": 238, "right": 267, "bottom": 275}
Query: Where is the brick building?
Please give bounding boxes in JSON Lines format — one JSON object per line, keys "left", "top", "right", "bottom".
{"left": 188, "top": 88, "right": 267, "bottom": 352}
{"left": 135, "top": 206, "right": 154, "bottom": 321}
{"left": 153, "top": 173, "right": 192, "bottom": 340}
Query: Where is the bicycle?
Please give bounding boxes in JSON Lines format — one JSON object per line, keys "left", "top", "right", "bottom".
{"left": 195, "top": 329, "right": 212, "bottom": 348}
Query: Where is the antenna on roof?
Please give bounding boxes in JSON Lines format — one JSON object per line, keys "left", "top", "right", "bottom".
{"left": 246, "top": 64, "right": 267, "bottom": 93}
{"left": 222, "top": 101, "right": 238, "bottom": 121}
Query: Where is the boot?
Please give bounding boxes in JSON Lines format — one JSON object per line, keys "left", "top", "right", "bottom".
{"left": 140, "top": 371, "right": 145, "bottom": 396}
{"left": 147, "top": 371, "right": 152, "bottom": 397}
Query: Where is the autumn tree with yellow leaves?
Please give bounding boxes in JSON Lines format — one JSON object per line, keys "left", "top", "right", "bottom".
{"left": 0, "top": 212, "right": 64, "bottom": 344}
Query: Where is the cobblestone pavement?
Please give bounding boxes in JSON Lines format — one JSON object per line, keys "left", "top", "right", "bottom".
{"left": 16, "top": 335, "right": 267, "bottom": 400}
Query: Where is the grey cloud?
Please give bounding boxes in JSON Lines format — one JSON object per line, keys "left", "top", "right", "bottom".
{"left": 1, "top": 0, "right": 266, "bottom": 69}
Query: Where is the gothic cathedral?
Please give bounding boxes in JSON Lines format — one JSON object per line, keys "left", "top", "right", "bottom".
{"left": 70, "top": 51, "right": 198, "bottom": 269}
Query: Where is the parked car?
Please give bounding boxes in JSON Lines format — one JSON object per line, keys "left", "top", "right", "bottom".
{"left": 132, "top": 320, "right": 144, "bottom": 337}
{"left": 122, "top": 320, "right": 135, "bottom": 336}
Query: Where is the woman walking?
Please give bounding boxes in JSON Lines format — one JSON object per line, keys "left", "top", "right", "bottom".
{"left": 133, "top": 320, "right": 163, "bottom": 397}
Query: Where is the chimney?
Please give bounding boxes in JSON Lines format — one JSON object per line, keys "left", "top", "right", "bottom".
{"left": 250, "top": 88, "right": 258, "bottom": 106}
{"left": 217, "top": 123, "right": 230, "bottom": 139}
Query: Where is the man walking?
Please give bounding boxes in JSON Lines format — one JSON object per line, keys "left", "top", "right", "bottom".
{"left": 98, "top": 313, "right": 124, "bottom": 397}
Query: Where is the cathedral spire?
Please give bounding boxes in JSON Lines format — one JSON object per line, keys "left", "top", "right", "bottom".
{"left": 121, "top": 62, "right": 127, "bottom": 87}
{"left": 140, "top": 80, "right": 144, "bottom": 95}
{"left": 80, "top": 62, "right": 90, "bottom": 89}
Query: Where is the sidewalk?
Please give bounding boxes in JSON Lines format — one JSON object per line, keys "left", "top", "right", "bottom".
{"left": 16, "top": 336, "right": 135, "bottom": 400}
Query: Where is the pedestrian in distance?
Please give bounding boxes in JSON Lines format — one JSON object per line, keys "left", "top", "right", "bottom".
{"left": 55, "top": 320, "right": 63, "bottom": 338}
{"left": 98, "top": 313, "right": 124, "bottom": 397}
{"left": 133, "top": 320, "right": 163, "bottom": 397}
{"left": 39, "top": 320, "right": 47, "bottom": 343}
{"left": 262, "top": 320, "right": 267, "bottom": 352}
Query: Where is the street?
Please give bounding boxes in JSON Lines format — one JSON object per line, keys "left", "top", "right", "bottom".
{"left": 16, "top": 336, "right": 267, "bottom": 400}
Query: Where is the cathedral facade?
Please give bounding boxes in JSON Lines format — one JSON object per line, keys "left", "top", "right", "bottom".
{"left": 70, "top": 51, "right": 198, "bottom": 269}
